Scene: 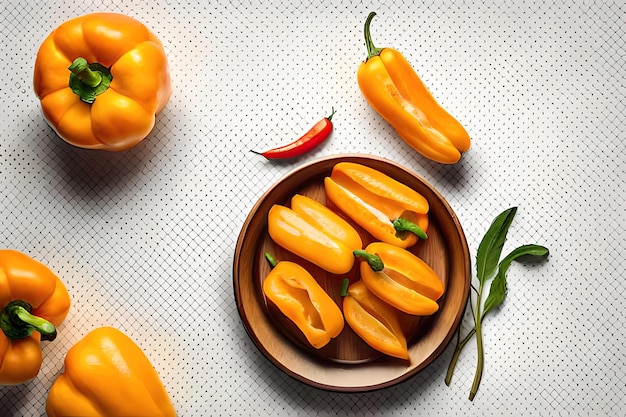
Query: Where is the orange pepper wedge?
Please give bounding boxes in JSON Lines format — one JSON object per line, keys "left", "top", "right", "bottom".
{"left": 324, "top": 162, "right": 428, "bottom": 249}
{"left": 262, "top": 258, "right": 344, "bottom": 349}
{"left": 268, "top": 194, "right": 362, "bottom": 274}
{"left": 343, "top": 280, "right": 409, "bottom": 360}
{"left": 354, "top": 242, "right": 444, "bottom": 315}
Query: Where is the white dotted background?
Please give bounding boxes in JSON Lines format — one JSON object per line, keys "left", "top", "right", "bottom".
{"left": 1, "top": 0, "right": 624, "bottom": 416}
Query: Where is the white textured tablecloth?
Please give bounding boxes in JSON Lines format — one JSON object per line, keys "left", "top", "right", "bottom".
{"left": 1, "top": 1, "right": 624, "bottom": 416}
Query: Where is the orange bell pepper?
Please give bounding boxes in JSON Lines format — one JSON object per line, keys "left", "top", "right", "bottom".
{"left": 262, "top": 256, "right": 344, "bottom": 349}
{"left": 343, "top": 280, "right": 409, "bottom": 360}
{"left": 46, "top": 326, "right": 176, "bottom": 417}
{"left": 357, "top": 12, "right": 471, "bottom": 164}
{"left": 324, "top": 162, "right": 428, "bottom": 249}
{"left": 33, "top": 13, "right": 172, "bottom": 151}
{"left": 0, "top": 250, "right": 70, "bottom": 385}
{"left": 354, "top": 242, "right": 444, "bottom": 315}
{"left": 268, "top": 194, "right": 362, "bottom": 274}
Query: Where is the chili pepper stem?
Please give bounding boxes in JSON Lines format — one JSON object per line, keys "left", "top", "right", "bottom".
{"left": 393, "top": 218, "right": 428, "bottom": 240}
{"left": 0, "top": 300, "right": 57, "bottom": 341}
{"left": 353, "top": 250, "right": 384, "bottom": 272}
{"left": 327, "top": 108, "right": 336, "bottom": 122}
{"left": 363, "top": 12, "right": 384, "bottom": 60}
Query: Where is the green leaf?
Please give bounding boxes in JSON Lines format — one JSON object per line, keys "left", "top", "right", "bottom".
{"left": 482, "top": 244, "right": 550, "bottom": 317}
{"left": 475, "top": 207, "right": 517, "bottom": 284}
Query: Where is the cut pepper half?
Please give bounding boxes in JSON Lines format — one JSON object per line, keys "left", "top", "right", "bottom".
{"left": 354, "top": 242, "right": 444, "bottom": 315}
{"left": 343, "top": 280, "right": 409, "bottom": 360}
{"left": 324, "top": 162, "right": 429, "bottom": 248}
{"left": 263, "top": 260, "right": 344, "bottom": 349}
{"left": 268, "top": 194, "right": 362, "bottom": 274}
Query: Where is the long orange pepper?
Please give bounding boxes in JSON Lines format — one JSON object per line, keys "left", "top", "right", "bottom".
{"left": 324, "top": 162, "right": 429, "bottom": 249}
{"left": 354, "top": 242, "right": 444, "bottom": 315}
{"left": 357, "top": 12, "right": 471, "bottom": 164}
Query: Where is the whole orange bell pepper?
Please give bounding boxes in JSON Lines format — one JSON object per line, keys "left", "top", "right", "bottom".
{"left": 33, "top": 13, "right": 172, "bottom": 151}
{"left": 0, "top": 250, "right": 70, "bottom": 385}
{"left": 46, "top": 326, "right": 176, "bottom": 417}
{"left": 268, "top": 194, "right": 362, "bottom": 274}
{"left": 324, "top": 162, "right": 429, "bottom": 249}
{"left": 343, "top": 280, "right": 409, "bottom": 360}
{"left": 262, "top": 255, "right": 344, "bottom": 349}
{"left": 357, "top": 12, "right": 471, "bottom": 164}
{"left": 354, "top": 242, "right": 444, "bottom": 315}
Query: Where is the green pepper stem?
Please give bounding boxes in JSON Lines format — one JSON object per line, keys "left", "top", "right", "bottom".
{"left": 393, "top": 218, "right": 428, "bottom": 240}
{"left": 68, "top": 58, "right": 113, "bottom": 104}
{"left": 0, "top": 300, "right": 57, "bottom": 341}
{"left": 264, "top": 252, "right": 278, "bottom": 268}
{"left": 327, "top": 108, "right": 336, "bottom": 122}
{"left": 353, "top": 249, "right": 384, "bottom": 272}
{"left": 69, "top": 57, "right": 102, "bottom": 87}
{"left": 363, "top": 12, "right": 384, "bottom": 60}
{"left": 340, "top": 278, "right": 350, "bottom": 297}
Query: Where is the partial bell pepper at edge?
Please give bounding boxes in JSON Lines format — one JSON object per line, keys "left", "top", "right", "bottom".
{"left": 262, "top": 254, "right": 344, "bottom": 349}
{"left": 46, "top": 326, "right": 176, "bottom": 417}
{"left": 33, "top": 13, "right": 172, "bottom": 151}
{"left": 343, "top": 280, "right": 409, "bottom": 360}
{"left": 324, "top": 162, "right": 429, "bottom": 249}
{"left": 268, "top": 194, "right": 363, "bottom": 274}
{"left": 0, "top": 250, "right": 71, "bottom": 385}
{"left": 354, "top": 242, "right": 444, "bottom": 315}
{"left": 357, "top": 12, "right": 471, "bottom": 164}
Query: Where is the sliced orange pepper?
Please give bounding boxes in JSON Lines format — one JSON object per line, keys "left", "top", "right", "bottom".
{"left": 343, "top": 280, "right": 409, "bottom": 360}
{"left": 324, "top": 162, "right": 428, "bottom": 248}
{"left": 354, "top": 242, "right": 443, "bottom": 315}
{"left": 262, "top": 259, "right": 344, "bottom": 349}
{"left": 268, "top": 194, "right": 362, "bottom": 274}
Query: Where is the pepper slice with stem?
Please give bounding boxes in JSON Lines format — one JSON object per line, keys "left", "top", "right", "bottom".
{"left": 324, "top": 161, "right": 429, "bottom": 248}
{"left": 354, "top": 242, "right": 444, "bottom": 315}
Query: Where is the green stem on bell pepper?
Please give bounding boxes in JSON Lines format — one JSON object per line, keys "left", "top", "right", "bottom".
{"left": 0, "top": 300, "right": 57, "bottom": 341}
{"left": 68, "top": 57, "right": 113, "bottom": 103}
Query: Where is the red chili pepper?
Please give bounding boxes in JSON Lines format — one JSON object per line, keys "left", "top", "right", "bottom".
{"left": 252, "top": 109, "right": 335, "bottom": 159}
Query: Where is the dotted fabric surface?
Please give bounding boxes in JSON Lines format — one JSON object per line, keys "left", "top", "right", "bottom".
{"left": 1, "top": 0, "right": 624, "bottom": 416}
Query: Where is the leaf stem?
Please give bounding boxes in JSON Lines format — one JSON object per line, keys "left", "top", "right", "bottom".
{"left": 446, "top": 284, "right": 479, "bottom": 385}
{"left": 469, "top": 281, "right": 486, "bottom": 400}
{"left": 445, "top": 326, "right": 477, "bottom": 385}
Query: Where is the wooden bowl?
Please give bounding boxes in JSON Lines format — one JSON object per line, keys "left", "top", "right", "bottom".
{"left": 233, "top": 154, "right": 470, "bottom": 392}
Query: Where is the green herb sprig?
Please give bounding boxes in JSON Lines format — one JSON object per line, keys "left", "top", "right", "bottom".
{"left": 445, "top": 207, "right": 549, "bottom": 400}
